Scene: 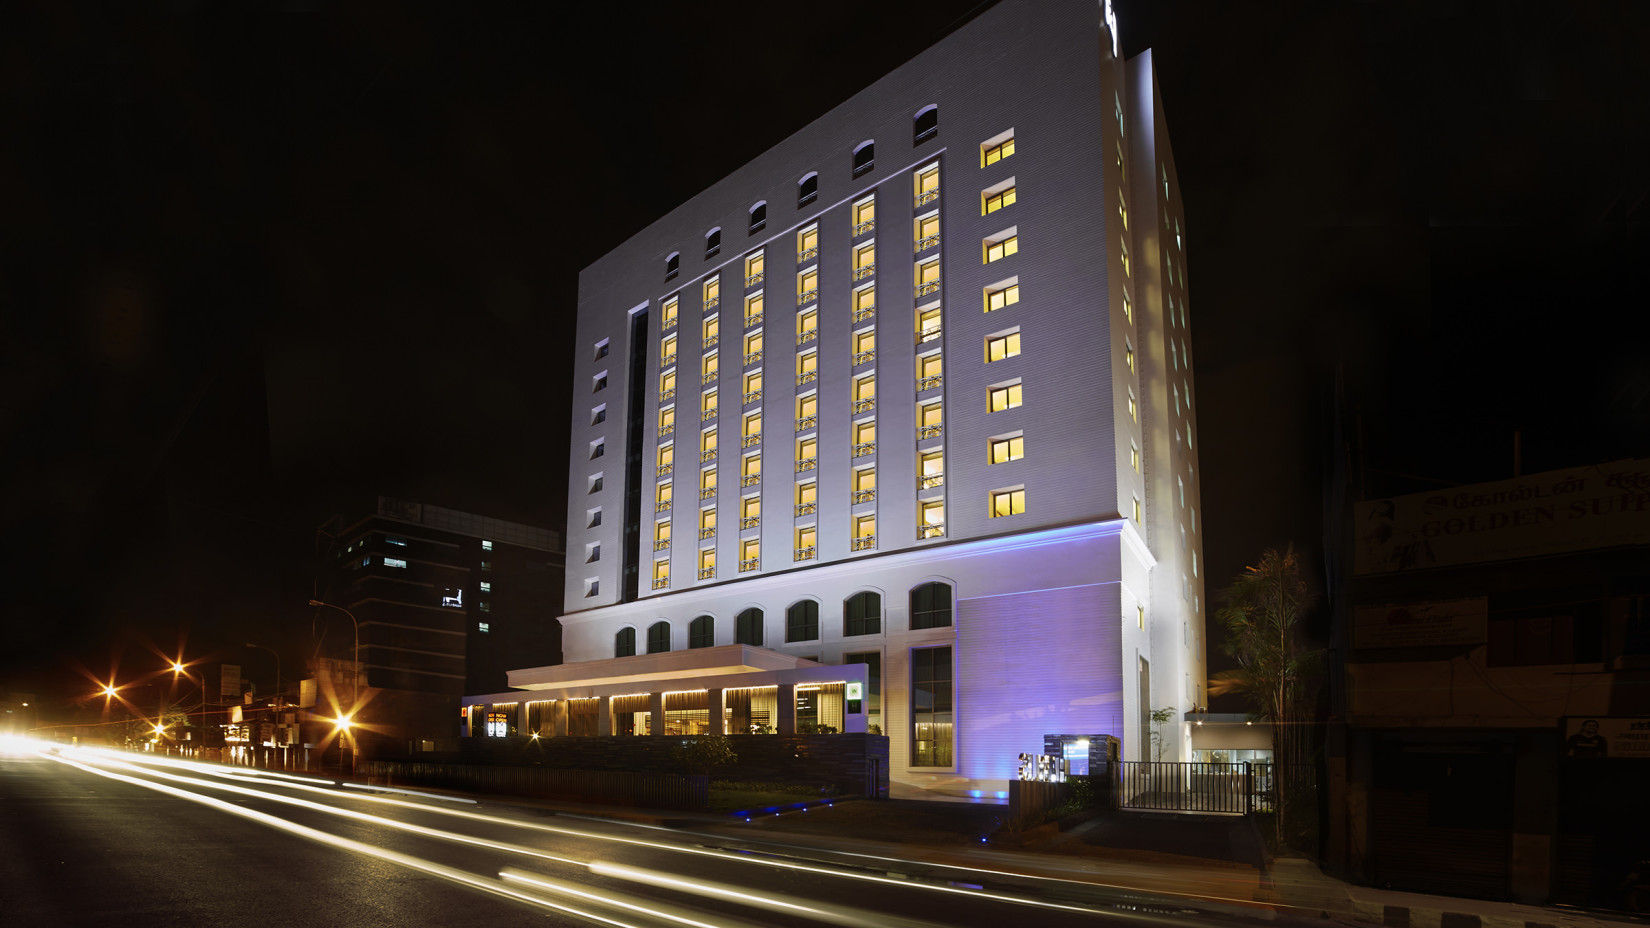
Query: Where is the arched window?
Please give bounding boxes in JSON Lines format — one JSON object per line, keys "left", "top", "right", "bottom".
{"left": 910, "top": 582, "right": 953, "bottom": 629}
{"left": 689, "top": 614, "right": 714, "bottom": 649}
{"left": 665, "top": 251, "right": 680, "bottom": 280}
{"left": 615, "top": 626, "right": 636, "bottom": 657}
{"left": 705, "top": 227, "right": 721, "bottom": 259}
{"left": 845, "top": 591, "right": 881, "bottom": 636}
{"left": 748, "top": 201, "right": 767, "bottom": 234}
{"left": 914, "top": 105, "right": 939, "bottom": 143}
{"left": 786, "top": 600, "right": 819, "bottom": 642}
{"left": 736, "top": 607, "right": 764, "bottom": 646}
{"left": 647, "top": 620, "right": 672, "bottom": 654}
{"left": 852, "top": 140, "right": 875, "bottom": 177}
{"left": 798, "top": 172, "right": 819, "bottom": 207}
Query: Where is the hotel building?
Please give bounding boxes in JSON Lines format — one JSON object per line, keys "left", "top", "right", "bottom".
{"left": 487, "top": 0, "right": 1207, "bottom": 797}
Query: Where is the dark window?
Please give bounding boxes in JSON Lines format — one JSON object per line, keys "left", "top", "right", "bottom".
{"left": 666, "top": 252, "right": 680, "bottom": 280}
{"left": 786, "top": 600, "right": 819, "bottom": 642}
{"left": 749, "top": 201, "right": 767, "bottom": 234}
{"left": 910, "top": 582, "right": 953, "bottom": 629}
{"left": 689, "top": 614, "right": 714, "bottom": 649}
{"left": 1486, "top": 599, "right": 1603, "bottom": 666}
{"left": 914, "top": 105, "right": 938, "bottom": 144}
{"left": 590, "top": 476, "right": 603, "bottom": 494}
{"left": 845, "top": 591, "right": 881, "bottom": 636}
{"left": 705, "top": 228, "right": 721, "bottom": 259}
{"left": 615, "top": 627, "right": 636, "bottom": 657}
{"left": 798, "top": 172, "right": 818, "bottom": 207}
{"left": 593, "top": 373, "right": 607, "bottom": 392}
{"left": 592, "top": 406, "right": 606, "bottom": 424}
{"left": 736, "top": 608, "right": 764, "bottom": 646}
{"left": 589, "top": 509, "right": 601, "bottom": 527}
{"left": 647, "top": 620, "right": 671, "bottom": 654}
{"left": 595, "top": 339, "right": 609, "bottom": 360}
{"left": 591, "top": 441, "right": 604, "bottom": 459}
{"left": 911, "top": 645, "right": 953, "bottom": 766}
{"left": 852, "top": 141, "right": 875, "bottom": 177}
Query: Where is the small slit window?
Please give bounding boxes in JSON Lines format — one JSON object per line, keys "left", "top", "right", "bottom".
{"left": 665, "top": 252, "right": 680, "bottom": 280}
{"left": 748, "top": 201, "right": 767, "bottom": 234}
{"left": 913, "top": 105, "right": 938, "bottom": 143}
{"left": 798, "top": 172, "right": 818, "bottom": 207}
{"left": 852, "top": 140, "right": 875, "bottom": 177}
{"left": 705, "top": 227, "right": 721, "bottom": 259}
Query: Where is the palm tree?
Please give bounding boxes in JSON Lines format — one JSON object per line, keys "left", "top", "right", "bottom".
{"left": 1208, "top": 545, "right": 1320, "bottom": 842}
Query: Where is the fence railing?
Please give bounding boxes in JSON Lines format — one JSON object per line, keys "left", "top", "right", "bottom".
{"left": 1117, "top": 761, "right": 1310, "bottom": 814}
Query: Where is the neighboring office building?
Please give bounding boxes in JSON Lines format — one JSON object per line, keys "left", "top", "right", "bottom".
{"left": 314, "top": 497, "right": 563, "bottom": 756}
{"left": 482, "top": 0, "right": 1207, "bottom": 799}
{"left": 1325, "top": 458, "right": 1650, "bottom": 905}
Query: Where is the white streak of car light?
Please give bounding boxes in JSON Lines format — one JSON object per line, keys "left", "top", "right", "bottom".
{"left": 40, "top": 752, "right": 659, "bottom": 928}
{"left": 499, "top": 868, "right": 769, "bottom": 928}
{"left": 585, "top": 861, "right": 948, "bottom": 928}
{"left": 341, "top": 781, "right": 478, "bottom": 803}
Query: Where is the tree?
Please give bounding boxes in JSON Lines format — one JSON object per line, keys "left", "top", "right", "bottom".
{"left": 1148, "top": 706, "right": 1179, "bottom": 761}
{"left": 1208, "top": 545, "right": 1321, "bottom": 843}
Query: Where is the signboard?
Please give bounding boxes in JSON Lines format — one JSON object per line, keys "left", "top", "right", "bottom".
{"left": 1354, "top": 598, "right": 1487, "bottom": 649}
{"left": 1354, "top": 458, "right": 1650, "bottom": 575}
{"left": 219, "top": 664, "right": 241, "bottom": 699}
{"left": 845, "top": 681, "right": 863, "bottom": 715}
{"left": 1563, "top": 717, "right": 1650, "bottom": 759}
{"left": 1018, "top": 752, "right": 1067, "bottom": 783}
{"left": 299, "top": 678, "right": 317, "bottom": 708}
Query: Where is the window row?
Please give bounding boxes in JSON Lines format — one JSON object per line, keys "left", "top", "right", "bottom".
{"left": 615, "top": 582, "right": 954, "bottom": 656}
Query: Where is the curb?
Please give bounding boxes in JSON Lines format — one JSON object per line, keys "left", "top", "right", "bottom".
{"left": 1349, "top": 900, "right": 1641, "bottom": 928}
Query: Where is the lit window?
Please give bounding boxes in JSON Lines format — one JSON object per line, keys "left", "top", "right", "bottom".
{"left": 660, "top": 368, "right": 677, "bottom": 398}
{"left": 478, "top": 622, "right": 489, "bottom": 633}
{"left": 919, "top": 499, "right": 945, "bottom": 537}
{"left": 1125, "top": 342, "right": 1135, "bottom": 373}
{"left": 1123, "top": 292, "right": 1132, "bottom": 323}
{"left": 796, "top": 393, "right": 817, "bottom": 428}
{"left": 662, "top": 296, "right": 679, "bottom": 329}
{"left": 481, "top": 540, "right": 493, "bottom": 552}
{"left": 746, "top": 250, "right": 765, "bottom": 282}
{"left": 702, "top": 353, "right": 719, "bottom": 384}
{"left": 699, "top": 505, "right": 717, "bottom": 537}
{"left": 740, "top": 539, "right": 761, "bottom": 573}
{"left": 1115, "top": 140, "right": 1126, "bottom": 183}
{"left": 700, "top": 467, "right": 717, "bottom": 498}
{"left": 743, "top": 370, "right": 762, "bottom": 404}
{"left": 798, "top": 225, "right": 819, "bottom": 260}
{"left": 744, "top": 294, "right": 764, "bottom": 331}
{"left": 985, "top": 330, "right": 1020, "bottom": 363}
{"left": 480, "top": 581, "right": 492, "bottom": 592}
{"left": 853, "top": 328, "right": 876, "bottom": 362}
{"left": 659, "top": 405, "right": 675, "bottom": 434}
{"left": 984, "top": 232, "right": 1018, "bottom": 263}
{"left": 985, "top": 281, "right": 1019, "bottom": 312}
{"left": 703, "top": 313, "right": 720, "bottom": 347}
{"left": 655, "top": 482, "right": 673, "bottom": 511}
{"left": 987, "top": 381, "right": 1023, "bottom": 412}
{"left": 796, "top": 435, "right": 817, "bottom": 468}
{"left": 1132, "top": 496, "right": 1142, "bottom": 523}
{"left": 982, "top": 135, "right": 1014, "bottom": 166}
{"left": 854, "top": 241, "right": 876, "bottom": 278}
{"left": 1131, "top": 442, "right": 1140, "bottom": 473}
{"left": 919, "top": 450, "right": 944, "bottom": 492}
{"left": 982, "top": 184, "right": 1016, "bottom": 215}
{"left": 794, "top": 526, "right": 817, "bottom": 564}
{"left": 795, "top": 479, "right": 817, "bottom": 515}
{"left": 853, "top": 374, "right": 876, "bottom": 410}
{"left": 698, "top": 547, "right": 716, "bottom": 580}
{"left": 989, "top": 434, "right": 1024, "bottom": 464}
{"left": 662, "top": 333, "right": 677, "bottom": 365}
{"left": 915, "top": 258, "right": 940, "bottom": 297}
{"left": 654, "top": 520, "right": 671, "bottom": 549}
{"left": 701, "top": 427, "right": 718, "bottom": 457}
{"left": 918, "top": 400, "right": 943, "bottom": 436}
{"left": 917, "top": 351, "right": 943, "bottom": 387}
{"left": 743, "top": 329, "right": 763, "bottom": 362}
{"left": 701, "top": 388, "right": 718, "bottom": 418}
{"left": 916, "top": 305, "right": 942, "bottom": 342}
{"left": 1138, "top": 605, "right": 1145, "bottom": 629}
{"left": 914, "top": 213, "right": 940, "bottom": 251}
{"left": 1120, "top": 239, "right": 1130, "bottom": 277}
{"left": 651, "top": 559, "right": 670, "bottom": 590}
{"left": 796, "top": 350, "right": 818, "bottom": 386}
{"left": 797, "top": 267, "right": 818, "bottom": 306}
{"left": 742, "top": 451, "right": 761, "bottom": 485}
{"left": 704, "top": 276, "right": 720, "bottom": 309}
{"left": 1118, "top": 188, "right": 1127, "bottom": 230}
{"left": 384, "top": 557, "right": 407, "bottom": 568}
{"left": 741, "top": 494, "right": 761, "bottom": 524}
{"left": 914, "top": 163, "right": 940, "bottom": 207}
{"left": 990, "top": 487, "right": 1025, "bottom": 518}
{"left": 1128, "top": 389, "right": 1137, "bottom": 422}
{"left": 852, "top": 420, "right": 876, "bottom": 456}
{"left": 657, "top": 443, "right": 674, "bottom": 477}
{"left": 853, "top": 196, "right": 876, "bottom": 233}
{"left": 743, "top": 410, "right": 761, "bottom": 441}
{"left": 851, "top": 514, "right": 876, "bottom": 552}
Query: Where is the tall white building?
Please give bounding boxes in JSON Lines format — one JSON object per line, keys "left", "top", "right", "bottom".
{"left": 505, "top": 0, "right": 1206, "bottom": 798}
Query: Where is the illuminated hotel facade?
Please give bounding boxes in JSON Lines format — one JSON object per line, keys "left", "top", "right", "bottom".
{"left": 499, "top": 0, "right": 1207, "bottom": 797}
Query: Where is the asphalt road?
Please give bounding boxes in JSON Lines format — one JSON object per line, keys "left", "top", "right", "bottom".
{"left": 0, "top": 743, "right": 1282, "bottom": 928}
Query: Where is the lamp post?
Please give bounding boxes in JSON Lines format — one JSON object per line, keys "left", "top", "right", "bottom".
{"left": 246, "top": 643, "right": 284, "bottom": 769}
{"left": 169, "top": 661, "right": 204, "bottom": 757}
{"left": 308, "top": 599, "right": 360, "bottom": 775}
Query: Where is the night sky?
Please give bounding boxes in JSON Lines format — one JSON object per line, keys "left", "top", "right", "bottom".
{"left": 4, "top": 1, "right": 1647, "bottom": 708}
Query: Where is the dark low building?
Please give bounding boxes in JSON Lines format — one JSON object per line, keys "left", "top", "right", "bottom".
{"left": 312, "top": 497, "right": 564, "bottom": 757}
{"left": 1325, "top": 458, "right": 1650, "bottom": 905}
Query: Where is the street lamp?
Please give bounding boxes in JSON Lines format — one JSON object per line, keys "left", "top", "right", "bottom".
{"left": 308, "top": 599, "right": 360, "bottom": 775}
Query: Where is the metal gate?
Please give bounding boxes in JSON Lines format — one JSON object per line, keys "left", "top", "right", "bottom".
{"left": 1118, "top": 761, "right": 1274, "bottom": 813}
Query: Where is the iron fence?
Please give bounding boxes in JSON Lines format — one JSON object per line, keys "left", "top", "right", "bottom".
{"left": 1118, "top": 761, "right": 1313, "bottom": 814}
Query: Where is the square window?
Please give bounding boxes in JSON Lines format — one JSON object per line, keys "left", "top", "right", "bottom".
{"left": 983, "top": 231, "right": 1018, "bottom": 263}
{"left": 985, "top": 280, "right": 1019, "bottom": 312}
{"left": 987, "top": 381, "right": 1022, "bottom": 412}
{"left": 584, "top": 578, "right": 599, "bottom": 598}
{"left": 480, "top": 581, "right": 492, "bottom": 592}
{"left": 989, "top": 433, "right": 1024, "bottom": 464}
{"left": 982, "top": 180, "right": 1016, "bottom": 215}
{"left": 989, "top": 487, "right": 1025, "bottom": 518}
{"left": 981, "top": 132, "right": 1015, "bottom": 166}
{"left": 985, "top": 330, "right": 1020, "bottom": 363}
